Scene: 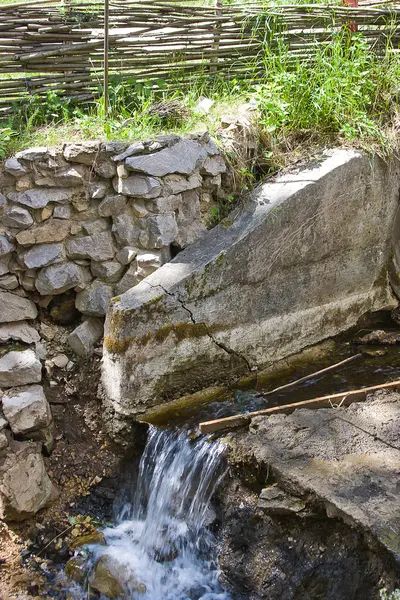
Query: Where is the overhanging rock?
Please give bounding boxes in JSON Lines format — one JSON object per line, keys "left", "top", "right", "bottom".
{"left": 102, "top": 149, "right": 400, "bottom": 426}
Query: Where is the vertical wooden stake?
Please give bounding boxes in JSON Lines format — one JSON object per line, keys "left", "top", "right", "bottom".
{"left": 104, "top": 0, "right": 109, "bottom": 116}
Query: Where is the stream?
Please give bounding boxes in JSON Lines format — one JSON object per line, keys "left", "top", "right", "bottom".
{"left": 65, "top": 427, "right": 231, "bottom": 600}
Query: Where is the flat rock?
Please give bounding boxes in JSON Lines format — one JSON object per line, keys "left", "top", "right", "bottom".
{"left": 8, "top": 188, "right": 72, "bottom": 209}
{"left": 114, "top": 174, "right": 162, "bottom": 199}
{"left": 4, "top": 157, "right": 28, "bottom": 177}
{"left": 66, "top": 231, "right": 115, "bottom": 262}
{"left": 16, "top": 219, "right": 70, "bottom": 246}
{"left": 125, "top": 139, "right": 207, "bottom": 177}
{"left": 0, "top": 292, "right": 37, "bottom": 322}
{"left": 229, "top": 391, "right": 400, "bottom": 562}
{"left": 3, "top": 384, "right": 52, "bottom": 435}
{"left": 112, "top": 215, "right": 141, "bottom": 247}
{"left": 112, "top": 142, "right": 145, "bottom": 162}
{"left": 98, "top": 194, "right": 127, "bottom": 217}
{"left": 76, "top": 280, "right": 114, "bottom": 317}
{"left": 81, "top": 218, "right": 109, "bottom": 236}
{"left": 63, "top": 142, "right": 101, "bottom": 165}
{"left": 68, "top": 318, "right": 104, "bottom": 357}
{"left": 22, "top": 243, "right": 64, "bottom": 269}
{"left": 0, "top": 349, "right": 42, "bottom": 388}
{"left": 0, "top": 440, "right": 54, "bottom": 521}
{"left": 258, "top": 486, "right": 306, "bottom": 515}
{"left": 0, "top": 274, "right": 18, "bottom": 290}
{"left": 2, "top": 206, "right": 33, "bottom": 229}
{"left": 35, "top": 263, "right": 91, "bottom": 295}
{"left": 0, "top": 322, "right": 40, "bottom": 344}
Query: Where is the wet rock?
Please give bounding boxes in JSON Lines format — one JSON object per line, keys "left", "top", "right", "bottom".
{"left": 0, "top": 292, "right": 37, "bottom": 322}
{"left": 36, "top": 263, "right": 91, "bottom": 295}
{"left": 66, "top": 231, "right": 115, "bottom": 262}
{"left": 68, "top": 318, "right": 104, "bottom": 357}
{"left": 114, "top": 174, "right": 162, "bottom": 199}
{"left": 91, "top": 260, "right": 125, "bottom": 283}
{"left": 0, "top": 349, "right": 42, "bottom": 388}
{"left": 22, "top": 243, "right": 64, "bottom": 269}
{"left": 116, "top": 246, "right": 138, "bottom": 265}
{"left": 16, "top": 219, "right": 71, "bottom": 246}
{"left": 65, "top": 556, "right": 88, "bottom": 582}
{"left": 98, "top": 194, "right": 127, "bottom": 217}
{"left": 3, "top": 384, "right": 52, "bottom": 435}
{"left": 357, "top": 330, "right": 400, "bottom": 345}
{"left": 70, "top": 531, "right": 106, "bottom": 549}
{"left": 125, "top": 139, "right": 207, "bottom": 177}
{"left": 0, "top": 274, "right": 19, "bottom": 290}
{"left": 2, "top": 206, "right": 33, "bottom": 229}
{"left": 112, "top": 214, "right": 141, "bottom": 247}
{"left": 90, "top": 555, "right": 126, "bottom": 599}
{"left": 146, "top": 214, "right": 178, "bottom": 248}
{"left": 0, "top": 322, "right": 40, "bottom": 344}
{"left": 258, "top": 486, "right": 306, "bottom": 515}
{"left": 8, "top": 188, "right": 72, "bottom": 209}
{"left": 76, "top": 280, "right": 114, "bottom": 317}
{"left": 0, "top": 440, "right": 54, "bottom": 521}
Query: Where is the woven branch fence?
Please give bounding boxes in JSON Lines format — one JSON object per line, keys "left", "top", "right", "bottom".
{"left": 0, "top": 0, "right": 400, "bottom": 118}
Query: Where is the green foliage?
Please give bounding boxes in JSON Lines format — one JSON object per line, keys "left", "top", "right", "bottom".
{"left": 380, "top": 590, "right": 400, "bottom": 600}
{"left": 0, "top": 127, "right": 15, "bottom": 157}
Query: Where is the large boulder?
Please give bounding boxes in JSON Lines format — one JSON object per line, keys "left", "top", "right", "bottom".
{"left": 2, "top": 385, "right": 52, "bottom": 436}
{"left": 0, "top": 440, "right": 54, "bottom": 521}
{"left": 0, "top": 292, "right": 37, "bottom": 323}
{"left": 0, "top": 350, "right": 42, "bottom": 388}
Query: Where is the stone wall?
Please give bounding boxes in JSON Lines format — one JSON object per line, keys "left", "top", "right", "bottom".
{"left": 0, "top": 133, "right": 228, "bottom": 520}
{"left": 102, "top": 149, "right": 400, "bottom": 434}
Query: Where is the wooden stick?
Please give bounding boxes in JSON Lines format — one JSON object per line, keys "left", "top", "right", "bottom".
{"left": 199, "top": 379, "right": 400, "bottom": 434}
{"left": 255, "top": 352, "right": 362, "bottom": 398}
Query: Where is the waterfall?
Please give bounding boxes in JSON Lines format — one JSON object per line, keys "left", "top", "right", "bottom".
{"left": 67, "top": 426, "right": 231, "bottom": 600}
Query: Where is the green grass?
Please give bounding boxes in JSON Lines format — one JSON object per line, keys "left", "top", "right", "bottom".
{"left": 2, "top": 31, "right": 400, "bottom": 162}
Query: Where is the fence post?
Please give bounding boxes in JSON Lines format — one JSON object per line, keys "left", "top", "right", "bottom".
{"left": 210, "top": 0, "right": 222, "bottom": 75}
{"left": 104, "top": 0, "right": 110, "bottom": 116}
{"left": 343, "top": 0, "right": 358, "bottom": 32}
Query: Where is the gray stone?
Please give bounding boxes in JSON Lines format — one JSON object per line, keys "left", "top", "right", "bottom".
{"left": 136, "top": 252, "right": 163, "bottom": 279}
{"left": 125, "top": 139, "right": 207, "bottom": 177}
{"left": 19, "top": 272, "right": 37, "bottom": 292}
{"left": 0, "top": 350, "right": 42, "bottom": 388}
{"left": 0, "top": 441, "right": 54, "bottom": 521}
{"left": 200, "top": 155, "right": 226, "bottom": 177}
{"left": 0, "top": 193, "right": 6, "bottom": 209}
{"left": 15, "top": 147, "right": 49, "bottom": 162}
{"left": 116, "top": 246, "right": 138, "bottom": 265}
{"left": 117, "top": 163, "right": 129, "bottom": 179}
{"left": 175, "top": 190, "right": 207, "bottom": 247}
{"left": 3, "top": 385, "right": 52, "bottom": 435}
{"left": 146, "top": 214, "right": 179, "bottom": 248}
{"left": 0, "top": 274, "right": 18, "bottom": 290}
{"left": 112, "top": 215, "right": 141, "bottom": 247}
{"left": 76, "top": 280, "right": 114, "bottom": 317}
{"left": 8, "top": 188, "right": 72, "bottom": 209}
{"left": 131, "top": 199, "right": 149, "bottom": 218}
{"left": 4, "top": 157, "right": 28, "bottom": 177}
{"left": 0, "top": 292, "right": 37, "bottom": 322}
{"left": 112, "top": 142, "right": 145, "bottom": 162}
{"left": 68, "top": 318, "right": 104, "bottom": 357}
{"left": 36, "top": 166, "right": 87, "bottom": 188}
{"left": 114, "top": 174, "right": 162, "bottom": 199}
{"left": 91, "top": 260, "right": 125, "bottom": 283}
{"left": 53, "top": 204, "right": 72, "bottom": 219}
{"left": 16, "top": 219, "right": 70, "bottom": 246}
{"left": 88, "top": 181, "right": 109, "bottom": 199}
{"left": 0, "top": 259, "right": 9, "bottom": 277}
{"left": 163, "top": 172, "right": 202, "bottom": 195}
{"left": 52, "top": 354, "right": 69, "bottom": 368}
{"left": 115, "top": 263, "right": 139, "bottom": 295}
{"left": 2, "top": 206, "right": 33, "bottom": 229}
{"left": 81, "top": 218, "right": 109, "bottom": 236}
{"left": 98, "top": 194, "right": 127, "bottom": 217}
{"left": 0, "top": 235, "right": 15, "bottom": 257}
{"left": 0, "top": 431, "right": 8, "bottom": 451}
{"left": 93, "top": 159, "right": 117, "bottom": 179}
{"left": 102, "top": 150, "right": 400, "bottom": 421}
{"left": 258, "top": 486, "right": 306, "bottom": 515}
{"left": 63, "top": 142, "right": 101, "bottom": 165}
{"left": 22, "top": 243, "right": 64, "bottom": 269}
{"left": 0, "top": 322, "right": 40, "bottom": 344}
{"left": 66, "top": 231, "right": 115, "bottom": 261}
{"left": 36, "top": 263, "right": 91, "bottom": 295}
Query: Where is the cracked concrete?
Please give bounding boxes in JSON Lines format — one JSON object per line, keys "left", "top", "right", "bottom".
{"left": 102, "top": 149, "right": 400, "bottom": 426}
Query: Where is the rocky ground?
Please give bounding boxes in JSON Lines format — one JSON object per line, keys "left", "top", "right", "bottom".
{"left": 218, "top": 390, "right": 400, "bottom": 600}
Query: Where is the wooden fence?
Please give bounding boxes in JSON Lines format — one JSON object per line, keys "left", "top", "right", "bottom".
{"left": 1, "top": 0, "right": 400, "bottom": 118}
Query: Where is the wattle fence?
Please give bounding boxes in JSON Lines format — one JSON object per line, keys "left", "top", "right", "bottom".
{"left": 0, "top": 0, "right": 400, "bottom": 118}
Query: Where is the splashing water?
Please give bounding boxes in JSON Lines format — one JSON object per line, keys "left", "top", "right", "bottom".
{"left": 67, "top": 426, "right": 231, "bottom": 600}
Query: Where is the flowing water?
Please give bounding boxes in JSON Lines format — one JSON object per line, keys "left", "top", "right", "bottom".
{"left": 66, "top": 426, "right": 231, "bottom": 600}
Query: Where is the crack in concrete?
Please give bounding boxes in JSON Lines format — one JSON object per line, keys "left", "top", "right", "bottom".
{"left": 145, "top": 281, "right": 253, "bottom": 373}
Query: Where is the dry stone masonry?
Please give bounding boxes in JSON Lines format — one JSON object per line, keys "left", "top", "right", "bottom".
{"left": 0, "top": 133, "right": 228, "bottom": 520}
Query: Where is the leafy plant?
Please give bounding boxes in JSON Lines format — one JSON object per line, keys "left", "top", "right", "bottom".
{"left": 380, "top": 589, "right": 400, "bottom": 600}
